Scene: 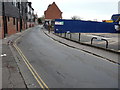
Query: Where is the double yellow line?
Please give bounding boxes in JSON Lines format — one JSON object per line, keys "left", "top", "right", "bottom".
{"left": 13, "top": 36, "right": 49, "bottom": 90}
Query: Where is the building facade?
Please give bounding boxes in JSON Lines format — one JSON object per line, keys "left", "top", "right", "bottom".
{"left": 44, "top": 2, "right": 62, "bottom": 24}
{"left": 0, "top": 1, "right": 35, "bottom": 39}
{"left": 27, "top": 2, "right": 35, "bottom": 27}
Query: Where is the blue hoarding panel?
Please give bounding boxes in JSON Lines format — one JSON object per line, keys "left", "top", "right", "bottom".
{"left": 111, "top": 14, "right": 120, "bottom": 22}
{"left": 54, "top": 19, "right": 119, "bottom": 33}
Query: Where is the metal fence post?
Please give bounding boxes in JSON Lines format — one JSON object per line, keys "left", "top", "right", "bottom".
{"left": 59, "top": 33, "right": 60, "bottom": 36}
{"left": 60, "top": 33, "right": 62, "bottom": 37}
{"left": 78, "top": 33, "right": 81, "bottom": 42}
{"left": 70, "top": 33, "right": 72, "bottom": 39}
{"left": 65, "top": 32, "right": 66, "bottom": 38}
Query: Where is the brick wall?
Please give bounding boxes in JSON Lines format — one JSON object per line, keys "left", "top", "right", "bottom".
{"left": 0, "top": 15, "right": 35, "bottom": 39}
{"left": 44, "top": 2, "right": 62, "bottom": 19}
{"left": 0, "top": 2, "right": 35, "bottom": 39}
{"left": 22, "top": 20, "right": 28, "bottom": 30}
{"left": 22, "top": 19, "right": 24, "bottom": 30}
{"left": 7, "top": 17, "right": 17, "bottom": 36}
{"left": 0, "top": 16, "right": 4, "bottom": 39}
{"left": 27, "top": 22, "right": 35, "bottom": 28}
{"left": 27, "top": 22, "right": 30, "bottom": 28}
{"left": 0, "top": 16, "right": 19, "bottom": 38}
{"left": 18, "top": 19, "right": 20, "bottom": 32}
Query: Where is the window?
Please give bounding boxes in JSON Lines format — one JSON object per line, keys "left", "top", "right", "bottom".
{"left": 12, "top": 0, "right": 17, "bottom": 7}
{"left": 25, "top": 7, "right": 27, "bottom": 13}
{"left": 28, "top": 6, "right": 29, "bottom": 13}
{"left": 26, "top": 16, "right": 28, "bottom": 20}
{"left": 12, "top": 1, "right": 14, "bottom": 5}
{"left": 13, "top": 17, "right": 15, "bottom": 25}
{"left": 14, "top": 0, "right": 17, "bottom": 7}
{"left": 17, "top": 2, "right": 20, "bottom": 9}
{"left": 20, "top": 0, "right": 21, "bottom": 4}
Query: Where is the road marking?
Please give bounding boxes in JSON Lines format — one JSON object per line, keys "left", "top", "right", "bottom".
{"left": 15, "top": 45, "right": 49, "bottom": 89}
{"left": 13, "top": 36, "right": 49, "bottom": 90}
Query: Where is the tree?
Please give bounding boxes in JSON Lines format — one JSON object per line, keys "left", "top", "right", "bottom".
{"left": 37, "top": 15, "right": 45, "bottom": 24}
{"left": 37, "top": 18, "right": 42, "bottom": 24}
{"left": 40, "top": 15, "right": 45, "bottom": 21}
{"left": 71, "top": 16, "right": 81, "bottom": 20}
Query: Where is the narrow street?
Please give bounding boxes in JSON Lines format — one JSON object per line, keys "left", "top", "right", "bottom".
{"left": 1, "top": 1, "right": 119, "bottom": 89}
{"left": 12, "top": 25, "right": 118, "bottom": 88}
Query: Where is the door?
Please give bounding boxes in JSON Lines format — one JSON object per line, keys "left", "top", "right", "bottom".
{"left": 20, "top": 19, "right": 22, "bottom": 32}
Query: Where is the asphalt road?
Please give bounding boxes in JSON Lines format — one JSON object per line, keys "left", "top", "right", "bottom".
{"left": 16, "top": 26, "right": 118, "bottom": 88}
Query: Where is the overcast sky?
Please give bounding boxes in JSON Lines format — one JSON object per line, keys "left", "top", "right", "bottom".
{"left": 28, "top": 0, "right": 119, "bottom": 21}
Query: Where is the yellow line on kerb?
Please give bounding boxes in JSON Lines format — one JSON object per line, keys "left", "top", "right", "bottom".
{"left": 13, "top": 37, "right": 49, "bottom": 90}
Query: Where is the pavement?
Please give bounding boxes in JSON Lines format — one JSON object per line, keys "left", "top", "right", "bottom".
{"left": 42, "top": 27, "right": 119, "bottom": 65}
{"left": 2, "top": 42, "right": 27, "bottom": 88}
{"left": 1, "top": 28, "right": 35, "bottom": 88}
{"left": 1, "top": 25, "right": 119, "bottom": 89}
{"left": 1, "top": 30, "right": 28, "bottom": 88}
{"left": 54, "top": 32, "right": 120, "bottom": 52}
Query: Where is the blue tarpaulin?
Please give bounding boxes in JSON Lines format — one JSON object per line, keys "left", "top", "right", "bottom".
{"left": 54, "top": 19, "right": 119, "bottom": 33}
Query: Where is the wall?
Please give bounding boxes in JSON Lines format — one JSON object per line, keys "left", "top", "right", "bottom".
{"left": 45, "top": 3, "right": 62, "bottom": 19}
{"left": 7, "top": 17, "right": 17, "bottom": 36}
{"left": 55, "top": 19, "right": 118, "bottom": 33}
{"left": 0, "top": 2, "right": 2, "bottom": 16}
{"left": 0, "top": 16, "right": 4, "bottom": 39}
{"left": 0, "top": 2, "right": 33, "bottom": 39}
{"left": 0, "top": 3, "right": 3, "bottom": 38}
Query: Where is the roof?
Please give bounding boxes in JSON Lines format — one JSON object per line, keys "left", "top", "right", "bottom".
{"left": 45, "top": 2, "right": 62, "bottom": 13}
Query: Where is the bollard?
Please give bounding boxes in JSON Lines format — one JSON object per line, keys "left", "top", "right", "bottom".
{"left": 48, "top": 29, "right": 50, "bottom": 34}
{"left": 60, "top": 33, "right": 62, "bottom": 37}
{"left": 58, "top": 33, "right": 60, "bottom": 36}
{"left": 64, "top": 33, "right": 66, "bottom": 38}
{"left": 78, "top": 33, "right": 81, "bottom": 42}
{"left": 91, "top": 37, "right": 109, "bottom": 48}
{"left": 101, "top": 39, "right": 108, "bottom": 48}
{"left": 91, "top": 37, "right": 97, "bottom": 45}
{"left": 70, "top": 33, "right": 72, "bottom": 39}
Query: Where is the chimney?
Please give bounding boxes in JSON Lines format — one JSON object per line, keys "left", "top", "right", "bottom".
{"left": 53, "top": 2, "right": 55, "bottom": 4}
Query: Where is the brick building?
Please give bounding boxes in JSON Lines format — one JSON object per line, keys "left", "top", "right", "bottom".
{"left": 0, "top": 1, "right": 35, "bottom": 39}
{"left": 27, "top": 2, "right": 36, "bottom": 27}
{"left": 44, "top": 2, "right": 62, "bottom": 24}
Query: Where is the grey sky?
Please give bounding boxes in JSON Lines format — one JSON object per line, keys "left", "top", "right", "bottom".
{"left": 29, "top": 0, "right": 119, "bottom": 21}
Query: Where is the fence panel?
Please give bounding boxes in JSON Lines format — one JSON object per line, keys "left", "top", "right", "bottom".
{"left": 54, "top": 19, "right": 119, "bottom": 33}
